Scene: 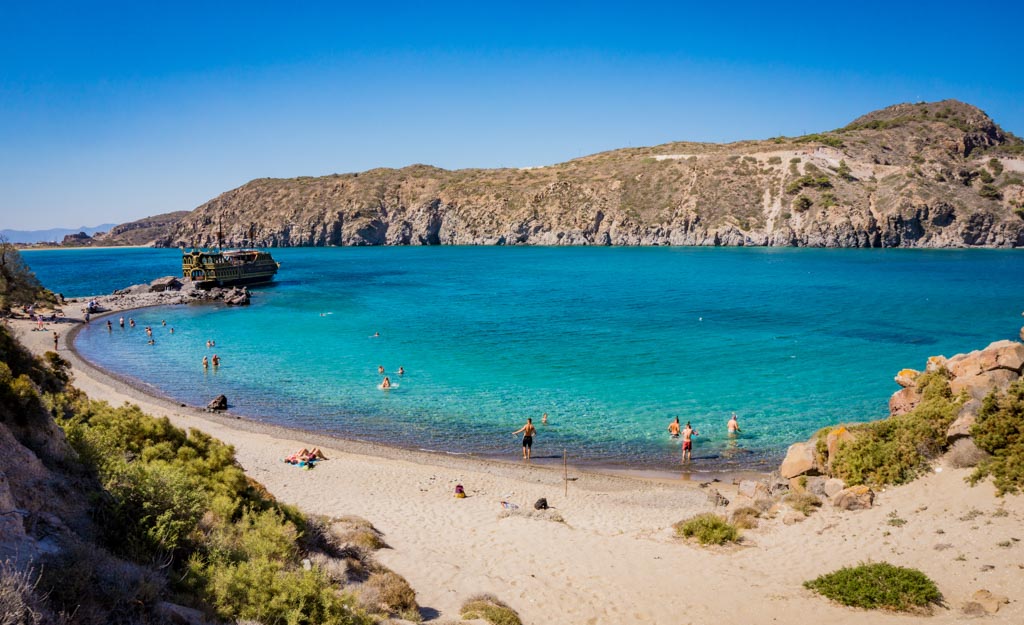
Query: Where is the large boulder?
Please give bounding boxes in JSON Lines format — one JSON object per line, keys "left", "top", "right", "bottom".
{"left": 947, "top": 340, "right": 1024, "bottom": 378}
{"left": 206, "top": 395, "right": 228, "bottom": 411}
{"left": 894, "top": 368, "right": 920, "bottom": 388}
{"left": 825, "top": 427, "right": 855, "bottom": 469}
{"left": 149, "top": 276, "right": 183, "bottom": 292}
{"left": 889, "top": 386, "right": 922, "bottom": 416}
{"left": 925, "top": 355, "right": 948, "bottom": 372}
{"left": 223, "top": 287, "right": 250, "bottom": 306}
{"left": 950, "top": 369, "right": 1019, "bottom": 401}
{"left": 780, "top": 442, "right": 819, "bottom": 479}
{"left": 946, "top": 399, "right": 981, "bottom": 441}
{"left": 832, "top": 485, "right": 874, "bottom": 510}
{"left": 823, "top": 478, "right": 846, "bottom": 498}
{"left": 737, "top": 480, "right": 770, "bottom": 500}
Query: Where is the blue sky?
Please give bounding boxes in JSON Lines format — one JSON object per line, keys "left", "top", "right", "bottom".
{"left": 2, "top": 1, "right": 1022, "bottom": 230}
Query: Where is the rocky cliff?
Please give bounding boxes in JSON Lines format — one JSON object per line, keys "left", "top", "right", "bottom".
{"left": 94, "top": 210, "right": 190, "bottom": 246}
{"left": 157, "top": 100, "right": 1024, "bottom": 248}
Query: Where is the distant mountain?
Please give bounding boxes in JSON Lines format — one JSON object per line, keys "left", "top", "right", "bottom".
{"left": 111, "top": 99, "right": 1024, "bottom": 249}
{"left": 0, "top": 224, "right": 117, "bottom": 244}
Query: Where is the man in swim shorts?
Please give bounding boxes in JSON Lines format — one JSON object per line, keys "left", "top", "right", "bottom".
{"left": 727, "top": 412, "right": 741, "bottom": 435}
{"left": 513, "top": 417, "right": 537, "bottom": 460}
{"left": 682, "top": 421, "right": 698, "bottom": 462}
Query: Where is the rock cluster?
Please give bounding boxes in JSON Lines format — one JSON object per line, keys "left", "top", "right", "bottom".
{"left": 93, "top": 276, "right": 251, "bottom": 309}
{"left": 776, "top": 332, "right": 1024, "bottom": 511}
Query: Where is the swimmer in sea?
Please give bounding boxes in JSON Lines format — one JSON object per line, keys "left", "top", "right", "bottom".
{"left": 381, "top": 376, "right": 391, "bottom": 389}
{"left": 202, "top": 356, "right": 209, "bottom": 369}
{"left": 162, "top": 320, "right": 166, "bottom": 326}
{"left": 542, "top": 412, "right": 548, "bottom": 425}
{"left": 169, "top": 327, "right": 174, "bottom": 334}
{"left": 513, "top": 418, "right": 537, "bottom": 460}
{"left": 727, "top": 412, "right": 741, "bottom": 435}
{"left": 668, "top": 416, "right": 680, "bottom": 438}
{"left": 398, "top": 366, "right": 405, "bottom": 376}
{"left": 106, "top": 320, "right": 112, "bottom": 331}
{"left": 212, "top": 354, "right": 220, "bottom": 367}
{"left": 372, "top": 332, "right": 380, "bottom": 338}
{"left": 378, "top": 365, "right": 385, "bottom": 375}
{"left": 119, "top": 316, "right": 124, "bottom": 328}
{"left": 147, "top": 339, "right": 155, "bottom": 345}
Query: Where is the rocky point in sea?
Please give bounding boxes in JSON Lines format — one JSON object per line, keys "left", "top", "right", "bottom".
{"left": 67, "top": 275, "right": 251, "bottom": 312}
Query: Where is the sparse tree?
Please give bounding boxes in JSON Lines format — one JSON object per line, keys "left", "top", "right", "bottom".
{"left": 0, "top": 237, "right": 53, "bottom": 314}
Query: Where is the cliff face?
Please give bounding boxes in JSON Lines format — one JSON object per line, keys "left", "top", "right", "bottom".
{"left": 159, "top": 100, "right": 1024, "bottom": 248}
{"left": 94, "top": 210, "right": 191, "bottom": 246}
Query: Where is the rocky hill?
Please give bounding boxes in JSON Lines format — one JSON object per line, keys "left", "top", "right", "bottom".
{"left": 157, "top": 99, "right": 1024, "bottom": 248}
{"left": 93, "top": 210, "right": 190, "bottom": 246}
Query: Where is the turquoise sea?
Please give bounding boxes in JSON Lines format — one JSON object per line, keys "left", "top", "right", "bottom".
{"left": 23, "top": 246, "right": 1024, "bottom": 472}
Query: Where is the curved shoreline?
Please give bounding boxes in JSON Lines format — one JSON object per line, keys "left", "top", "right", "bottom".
{"left": 62, "top": 305, "right": 760, "bottom": 485}
{"left": 65, "top": 299, "right": 774, "bottom": 482}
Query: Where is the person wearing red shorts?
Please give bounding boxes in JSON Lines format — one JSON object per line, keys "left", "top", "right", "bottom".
{"left": 681, "top": 422, "right": 699, "bottom": 462}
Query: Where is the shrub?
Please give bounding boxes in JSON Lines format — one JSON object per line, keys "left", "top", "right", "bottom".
{"left": 360, "top": 570, "right": 420, "bottom": 621}
{"left": 461, "top": 594, "right": 522, "bottom": 625}
{"left": 804, "top": 562, "right": 941, "bottom": 612}
{"left": 793, "top": 195, "right": 813, "bottom": 212}
{"left": 820, "top": 192, "right": 838, "bottom": 208}
{"left": 730, "top": 506, "right": 761, "bottom": 529}
{"left": 786, "top": 175, "right": 832, "bottom": 194}
{"left": 829, "top": 370, "right": 960, "bottom": 486}
{"left": 977, "top": 184, "right": 1001, "bottom": 199}
{"left": 0, "top": 560, "right": 48, "bottom": 625}
{"left": 969, "top": 380, "right": 1024, "bottom": 495}
{"left": 978, "top": 169, "right": 994, "bottom": 184}
{"left": 785, "top": 492, "right": 822, "bottom": 516}
{"left": 673, "top": 513, "right": 739, "bottom": 545}
{"left": 988, "top": 157, "right": 1003, "bottom": 177}
{"left": 835, "top": 159, "right": 855, "bottom": 181}
{"left": 768, "top": 156, "right": 782, "bottom": 165}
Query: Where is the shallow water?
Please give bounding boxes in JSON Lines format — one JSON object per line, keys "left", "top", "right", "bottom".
{"left": 24, "top": 246, "right": 1024, "bottom": 471}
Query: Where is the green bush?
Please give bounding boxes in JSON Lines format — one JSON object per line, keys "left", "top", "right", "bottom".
{"left": 829, "top": 370, "right": 960, "bottom": 486}
{"left": 205, "top": 557, "right": 363, "bottom": 625}
{"left": 793, "top": 195, "right": 813, "bottom": 212}
{"left": 461, "top": 594, "right": 522, "bottom": 625}
{"left": 673, "top": 513, "right": 739, "bottom": 545}
{"left": 730, "top": 506, "right": 761, "bottom": 529}
{"left": 835, "top": 159, "right": 855, "bottom": 181}
{"left": 786, "top": 175, "right": 832, "bottom": 194}
{"left": 988, "top": 157, "right": 1003, "bottom": 177}
{"left": 969, "top": 380, "right": 1024, "bottom": 495}
{"left": 361, "top": 570, "right": 420, "bottom": 621}
{"left": 804, "top": 562, "right": 941, "bottom": 612}
{"left": 978, "top": 183, "right": 1002, "bottom": 199}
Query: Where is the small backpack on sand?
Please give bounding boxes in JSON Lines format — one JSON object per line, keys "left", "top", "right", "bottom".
{"left": 454, "top": 484, "right": 466, "bottom": 499}
{"left": 534, "top": 497, "right": 548, "bottom": 510}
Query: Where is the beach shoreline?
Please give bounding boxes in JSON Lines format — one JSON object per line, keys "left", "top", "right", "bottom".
{"left": 9, "top": 301, "right": 1024, "bottom": 624}
{"left": 63, "top": 298, "right": 775, "bottom": 482}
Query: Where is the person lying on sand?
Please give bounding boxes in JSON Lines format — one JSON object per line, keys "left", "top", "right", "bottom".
{"left": 284, "top": 448, "right": 327, "bottom": 464}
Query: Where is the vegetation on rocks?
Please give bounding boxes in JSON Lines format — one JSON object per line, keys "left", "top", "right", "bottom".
{"left": 826, "top": 370, "right": 961, "bottom": 486}
{"left": 0, "top": 239, "right": 54, "bottom": 314}
{"left": 969, "top": 379, "right": 1024, "bottom": 495}
{"left": 804, "top": 562, "right": 941, "bottom": 612}
{"left": 673, "top": 513, "right": 740, "bottom": 545}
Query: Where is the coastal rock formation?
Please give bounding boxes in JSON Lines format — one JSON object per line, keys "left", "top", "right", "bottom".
{"left": 95, "top": 278, "right": 252, "bottom": 309}
{"left": 145, "top": 100, "right": 1024, "bottom": 250}
{"left": 779, "top": 442, "right": 818, "bottom": 478}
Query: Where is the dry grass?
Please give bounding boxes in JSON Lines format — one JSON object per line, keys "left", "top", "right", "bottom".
{"left": 460, "top": 594, "right": 522, "bottom": 625}
{"left": 358, "top": 570, "right": 420, "bottom": 622}
{"left": 730, "top": 506, "right": 762, "bottom": 529}
{"left": 785, "top": 492, "right": 823, "bottom": 516}
{"left": 0, "top": 560, "right": 48, "bottom": 625}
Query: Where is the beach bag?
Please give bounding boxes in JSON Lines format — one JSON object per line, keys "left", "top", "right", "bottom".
{"left": 534, "top": 498, "right": 548, "bottom": 510}
{"left": 454, "top": 484, "right": 466, "bottom": 499}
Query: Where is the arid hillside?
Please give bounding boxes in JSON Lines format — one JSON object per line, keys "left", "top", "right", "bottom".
{"left": 153, "top": 100, "right": 1024, "bottom": 248}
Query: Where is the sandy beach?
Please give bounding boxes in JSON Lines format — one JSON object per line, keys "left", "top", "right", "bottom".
{"left": 10, "top": 307, "right": 1024, "bottom": 624}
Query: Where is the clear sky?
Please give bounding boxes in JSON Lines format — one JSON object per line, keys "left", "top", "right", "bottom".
{"left": 2, "top": 1, "right": 1022, "bottom": 230}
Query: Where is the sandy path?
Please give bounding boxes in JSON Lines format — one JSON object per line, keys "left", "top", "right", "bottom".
{"left": 10, "top": 313, "right": 1024, "bottom": 624}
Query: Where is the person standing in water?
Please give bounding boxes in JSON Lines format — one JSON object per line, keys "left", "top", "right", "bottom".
{"left": 727, "top": 412, "right": 741, "bottom": 435}
{"left": 542, "top": 412, "right": 548, "bottom": 425}
{"left": 381, "top": 376, "right": 391, "bottom": 389}
{"left": 513, "top": 418, "right": 537, "bottom": 460}
{"left": 681, "top": 421, "right": 698, "bottom": 462}
{"left": 202, "top": 356, "right": 209, "bottom": 369}
{"left": 668, "top": 416, "right": 681, "bottom": 438}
